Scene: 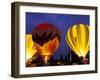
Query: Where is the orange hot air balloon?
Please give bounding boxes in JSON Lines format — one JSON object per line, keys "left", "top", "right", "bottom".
{"left": 32, "top": 23, "right": 61, "bottom": 64}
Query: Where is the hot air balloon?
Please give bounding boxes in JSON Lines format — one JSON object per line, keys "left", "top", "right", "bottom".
{"left": 26, "top": 35, "right": 37, "bottom": 62}
{"left": 32, "top": 23, "right": 61, "bottom": 65}
{"left": 66, "top": 24, "right": 90, "bottom": 64}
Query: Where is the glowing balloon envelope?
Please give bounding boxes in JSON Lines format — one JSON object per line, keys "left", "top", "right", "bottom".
{"left": 26, "top": 35, "right": 37, "bottom": 61}
{"left": 66, "top": 24, "right": 90, "bottom": 58}
{"left": 34, "top": 36, "right": 59, "bottom": 64}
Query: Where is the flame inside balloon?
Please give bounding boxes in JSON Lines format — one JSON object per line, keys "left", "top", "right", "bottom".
{"left": 34, "top": 36, "right": 59, "bottom": 64}
{"left": 32, "top": 23, "right": 61, "bottom": 64}
{"left": 66, "top": 24, "right": 90, "bottom": 59}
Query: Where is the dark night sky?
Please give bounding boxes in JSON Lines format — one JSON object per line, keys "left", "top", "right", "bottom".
{"left": 26, "top": 12, "right": 90, "bottom": 59}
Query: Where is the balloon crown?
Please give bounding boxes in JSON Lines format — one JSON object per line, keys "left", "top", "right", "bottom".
{"left": 32, "top": 23, "right": 61, "bottom": 46}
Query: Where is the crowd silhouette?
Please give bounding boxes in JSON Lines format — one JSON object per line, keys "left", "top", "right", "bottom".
{"left": 26, "top": 50, "right": 89, "bottom": 67}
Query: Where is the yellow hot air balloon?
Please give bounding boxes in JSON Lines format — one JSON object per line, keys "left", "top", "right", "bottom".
{"left": 26, "top": 34, "right": 37, "bottom": 61}
{"left": 66, "top": 24, "right": 90, "bottom": 60}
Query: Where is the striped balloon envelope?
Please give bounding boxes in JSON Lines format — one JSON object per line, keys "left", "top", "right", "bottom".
{"left": 66, "top": 24, "right": 90, "bottom": 58}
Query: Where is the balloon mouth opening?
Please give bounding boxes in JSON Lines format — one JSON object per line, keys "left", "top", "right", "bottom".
{"left": 41, "top": 55, "right": 51, "bottom": 64}
{"left": 79, "top": 56, "right": 88, "bottom": 64}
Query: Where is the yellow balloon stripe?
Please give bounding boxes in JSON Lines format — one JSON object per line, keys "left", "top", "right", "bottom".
{"left": 66, "top": 29, "right": 76, "bottom": 52}
{"left": 76, "top": 24, "right": 82, "bottom": 56}
{"left": 84, "top": 25, "right": 88, "bottom": 50}
{"left": 85, "top": 26, "right": 90, "bottom": 55}
{"left": 74, "top": 24, "right": 82, "bottom": 56}
{"left": 83, "top": 25, "right": 89, "bottom": 56}
{"left": 66, "top": 26, "right": 80, "bottom": 55}
{"left": 78, "top": 24, "right": 86, "bottom": 56}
